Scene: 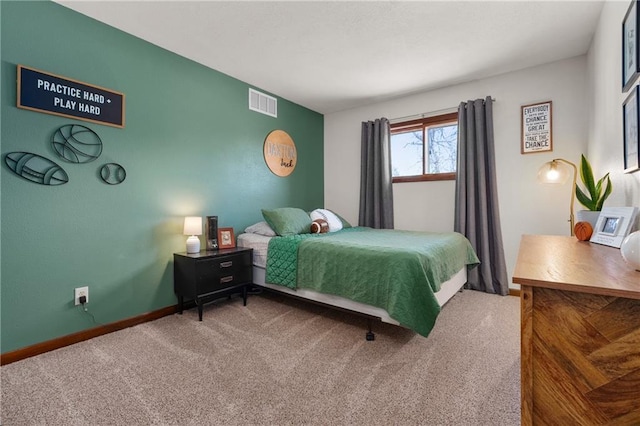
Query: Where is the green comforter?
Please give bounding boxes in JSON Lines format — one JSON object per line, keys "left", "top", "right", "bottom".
{"left": 265, "top": 227, "right": 479, "bottom": 337}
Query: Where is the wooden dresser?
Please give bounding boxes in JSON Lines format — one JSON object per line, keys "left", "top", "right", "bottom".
{"left": 513, "top": 235, "right": 640, "bottom": 425}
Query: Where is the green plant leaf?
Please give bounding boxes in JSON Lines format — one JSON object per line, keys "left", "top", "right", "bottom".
{"left": 595, "top": 175, "right": 612, "bottom": 211}
{"left": 579, "top": 154, "right": 597, "bottom": 201}
{"left": 576, "top": 185, "right": 597, "bottom": 211}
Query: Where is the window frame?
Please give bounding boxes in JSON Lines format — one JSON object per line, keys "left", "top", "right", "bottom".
{"left": 390, "top": 112, "right": 458, "bottom": 183}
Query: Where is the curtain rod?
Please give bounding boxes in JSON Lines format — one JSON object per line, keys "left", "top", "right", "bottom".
{"left": 389, "top": 97, "right": 496, "bottom": 124}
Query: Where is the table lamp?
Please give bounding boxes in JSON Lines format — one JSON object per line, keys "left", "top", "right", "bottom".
{"left": 183, "top": 216, "right": 202, "bottom": 253}
{"left": 537, "top": 158, "right": 577, "bottom": 236}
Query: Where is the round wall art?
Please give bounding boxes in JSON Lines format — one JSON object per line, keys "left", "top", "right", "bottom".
{"left": 100, "top": 163, "right": 126, "bottom": 185}
{"left": 51, "top": 124, "right": 102, "bottom": 163}
{"left": 263, "top": 130, "right": 297, "bottom": 177}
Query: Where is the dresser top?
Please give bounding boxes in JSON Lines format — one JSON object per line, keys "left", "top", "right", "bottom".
{"left": 513, "top": 235, "right": 640, "bottom": 299}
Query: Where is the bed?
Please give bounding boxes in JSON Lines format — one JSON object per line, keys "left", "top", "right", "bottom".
{"left": 237, "top": 210, "right": 479, "bottom": 340}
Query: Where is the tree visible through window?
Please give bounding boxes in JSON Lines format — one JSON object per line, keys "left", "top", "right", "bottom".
{"left": 390, "top": 112, "right": 458, "bottom": 182}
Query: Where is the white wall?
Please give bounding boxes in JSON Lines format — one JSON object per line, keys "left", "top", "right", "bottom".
{"left": 324, "top": 57, "right": 588, "bottom": 285}
{"left": 588, "top": 1, "right": 640, "bottom": 208}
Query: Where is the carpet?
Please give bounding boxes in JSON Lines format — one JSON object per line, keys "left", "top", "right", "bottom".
{"left": 1, "top": 289, "right": 520, "bottom": 425}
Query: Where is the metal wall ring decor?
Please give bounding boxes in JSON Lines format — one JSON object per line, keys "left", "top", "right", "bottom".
{"left": 51, "top": 124, "right": 103, "bottom": 163}
{"left": 99, "top": 162, "right": 126, "bottom": 185}
{"left": 4, "top": 151, "right": 69, "bottom": 185}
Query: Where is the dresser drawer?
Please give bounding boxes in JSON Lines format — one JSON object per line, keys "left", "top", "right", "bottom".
{"left": 196, "top": 251, "right": 252, "bottom": 293}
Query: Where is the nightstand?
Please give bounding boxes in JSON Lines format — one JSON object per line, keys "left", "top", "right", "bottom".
{"left": 173, "top": 247, "right": 253, "bottom": 321}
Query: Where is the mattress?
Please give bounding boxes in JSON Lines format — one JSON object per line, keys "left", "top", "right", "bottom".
{"left": 237, "top": 232, "right": 467, "bottom": 325}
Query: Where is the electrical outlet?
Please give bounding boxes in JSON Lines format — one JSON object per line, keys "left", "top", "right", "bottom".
{"left": 74, "top": 286, "right": 89, "bottom": 305}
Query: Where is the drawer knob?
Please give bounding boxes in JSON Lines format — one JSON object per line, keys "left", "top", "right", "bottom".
{"left": 220, "top": 276, "right": 234, "bottom": 283}
{"left": 220, "top": 261, "right": 233, "bottom": 268}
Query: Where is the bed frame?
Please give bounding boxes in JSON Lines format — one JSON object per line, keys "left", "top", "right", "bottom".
{"left": 250, "top": 265, "right": 467, "bottom": 341}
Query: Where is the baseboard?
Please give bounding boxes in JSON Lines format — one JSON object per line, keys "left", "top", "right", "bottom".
{"left": 1, "top": 305, "right": 177, "bottom": 366}
{"left": 509, "top": 288, "right": 521, "bottom": 297}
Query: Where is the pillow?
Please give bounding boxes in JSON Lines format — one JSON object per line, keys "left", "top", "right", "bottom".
{"left": 261, "top": 207, "right": 312, "bottom": 236}
{"left": 328, "top": 209, "right": 352, "bottom": 228}
{"left": 310, "top": 208, "right": 343, "bottom": 232}
{"left": 310, "top": 219, "right": 329, "bottom": 234}
{"left": 244, "top": 221, "right": 276, "bottom": 237}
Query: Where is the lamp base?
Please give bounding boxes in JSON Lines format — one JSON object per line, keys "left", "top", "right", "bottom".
{"left": 186, "top": 235, "right": 201, "bottom": 254}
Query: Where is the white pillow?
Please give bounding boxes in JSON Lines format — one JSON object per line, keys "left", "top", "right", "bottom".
{"left": 244, "top": 221, "right": 276, "bottom": 237}
{"left": 310, "top": 209, "right": 343, "bottom": 232}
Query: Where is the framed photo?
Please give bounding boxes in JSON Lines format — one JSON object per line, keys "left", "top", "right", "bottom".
{"left": 623, "top": 86, "right": 640, "bottom": 173}
{"left": 521, "top": 101, "right": 552, "bottom": 154}
{"left": 590, "top": 206, "right": 639, "bottom": 248}
{"left": 623, "top": 0, "right": 640, "bottom": 92}
{"left": 217, "top": 227, "right": 235, "bottom": 249}
{"left": 205, "top": 216, "right": 218, "bottom": 250}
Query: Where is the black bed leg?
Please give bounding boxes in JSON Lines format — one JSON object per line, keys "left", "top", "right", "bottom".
{"left": 366, "top": 319, "right": 375, "bottom": 341}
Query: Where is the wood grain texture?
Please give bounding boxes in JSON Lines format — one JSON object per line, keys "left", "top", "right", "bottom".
{"left": 521, "top": 286, "right": 534, "bottom": 426}
{"left": 527, "top": 287, "right": 640, "bottom": 424}
{"left": 513, "top": 235, "right": 640, "bottom": 300}
{"left": 516, "top": 235, "right": 640, "bottom": 425}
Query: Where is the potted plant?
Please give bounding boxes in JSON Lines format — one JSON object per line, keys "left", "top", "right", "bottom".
{"left": 575, "top": 154, "right": 612, "bottom": 228}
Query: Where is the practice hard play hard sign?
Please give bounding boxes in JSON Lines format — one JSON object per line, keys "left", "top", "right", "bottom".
{"left": 17, "top": 65, "right": 125, "bottom": 128}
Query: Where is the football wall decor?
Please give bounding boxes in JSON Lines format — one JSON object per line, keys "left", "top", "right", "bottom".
{"left": 4, "top": 151, "right": 69, "bottom": 185}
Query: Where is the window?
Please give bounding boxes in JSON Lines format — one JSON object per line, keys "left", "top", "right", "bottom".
{"left": 390, "top": 112, "right": 458, "bottom": 182}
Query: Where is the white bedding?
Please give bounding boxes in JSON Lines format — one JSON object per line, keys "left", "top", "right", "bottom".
{"left": 237, "top": 232, "right": 466, "bottom": 325}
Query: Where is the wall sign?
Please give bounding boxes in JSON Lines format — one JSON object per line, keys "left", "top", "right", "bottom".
{"left": 521, "top": 101, "right": 552, "bottom": 154}
{"left": 17, "top": 65, "right": 125, "bottom": 128}
{"left": 263, "top": 130, "right": 297, "bottom": 177}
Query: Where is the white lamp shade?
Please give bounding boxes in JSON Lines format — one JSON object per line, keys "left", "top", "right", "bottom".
{"left": 183, "top": 216, "right": 202, "bottom": 236}
{"left": 537, "top": 160, "right": 570, "bottom": 184}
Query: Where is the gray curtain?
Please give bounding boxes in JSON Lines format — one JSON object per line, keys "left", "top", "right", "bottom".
{"left": 455, "top": 97, "right": 509, "bottom": 295}
{"left": 359, "top": 118, "right": 394, "bottom": 229}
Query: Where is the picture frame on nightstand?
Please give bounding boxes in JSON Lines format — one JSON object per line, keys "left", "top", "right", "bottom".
{"left": 218, "top": 227, "right": 236, "bottom": 249}
{"left": 205, "top": 216, "right": 218, "bottom": 250}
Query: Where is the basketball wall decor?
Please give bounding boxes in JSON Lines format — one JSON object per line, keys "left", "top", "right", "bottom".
{"left": 263, "top": 129, "right": 297, "bottom": 177}
{"left": 51, "top": 124, "right": 102, "bottom": 163}
{"left": 4, "top": 152, "right": 69, "bottom": 185}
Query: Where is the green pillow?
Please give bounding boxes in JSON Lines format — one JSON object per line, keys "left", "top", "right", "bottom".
{"left": 261, "top": 208, "right": 312, "bottom": 236}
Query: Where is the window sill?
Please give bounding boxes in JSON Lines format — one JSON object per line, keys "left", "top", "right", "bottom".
{"left": 392, "top": 173, "right": 456, "bottom": 183}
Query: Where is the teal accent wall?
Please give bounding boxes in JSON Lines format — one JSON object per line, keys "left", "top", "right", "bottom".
{"left": 0, "top": 1, "right": 324, "bottom": 353}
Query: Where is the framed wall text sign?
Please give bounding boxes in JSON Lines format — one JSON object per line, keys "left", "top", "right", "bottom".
{"left": 17, "top": 65, "right": 125, "bottom": 128}
{"left": 521, "top": 101, "right": 552, "bottom": 154}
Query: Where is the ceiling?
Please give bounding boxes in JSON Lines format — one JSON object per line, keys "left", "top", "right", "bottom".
{"left": 56, "top": 0, "right": 605, "bottom": 114}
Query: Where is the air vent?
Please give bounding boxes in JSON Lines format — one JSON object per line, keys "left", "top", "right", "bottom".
{"left": 249, "top": 88, "right": 277, "bottom": 118}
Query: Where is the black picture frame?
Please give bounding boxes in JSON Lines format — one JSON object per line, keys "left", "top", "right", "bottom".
{"left": 623, "top": 85, "right": 640, "bottom": 173}
{"left": 623, "top": 0, "right": 640, "bottom": 92}
{"left": 205, "top": 215, "right": 218, "bottom": 250}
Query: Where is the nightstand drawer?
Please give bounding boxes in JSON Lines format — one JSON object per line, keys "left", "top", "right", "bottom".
{"left": 196, "top": 252, "right": 252, "bottom": 293}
